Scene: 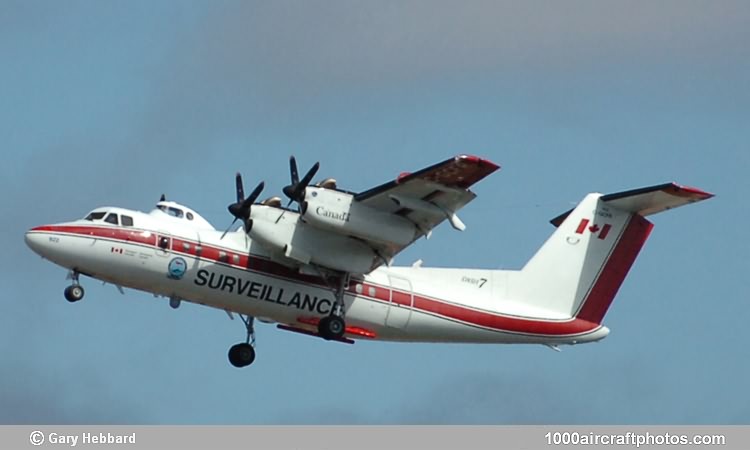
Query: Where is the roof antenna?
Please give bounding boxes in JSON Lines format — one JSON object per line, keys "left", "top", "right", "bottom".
{"left": 159, "top": 194, "right": 166, "bottom": 202}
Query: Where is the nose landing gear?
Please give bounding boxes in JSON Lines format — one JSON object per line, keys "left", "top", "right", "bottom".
{"left": 64, "top": 285, "right": 84, "bottom": 302}
{"left": 64, "top": 271, "right": 84, "bottom": 303}
{"left": 228, "top": 314, "right": 256, "bottom": 368}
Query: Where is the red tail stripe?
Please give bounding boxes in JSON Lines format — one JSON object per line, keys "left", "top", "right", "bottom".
{"left": 576, "top": 215, "right": 653, "bottom": 324}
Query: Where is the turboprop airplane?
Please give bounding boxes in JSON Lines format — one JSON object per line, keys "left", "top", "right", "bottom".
{"left": 25, "top": 155, "right": 713, "bottom": 367}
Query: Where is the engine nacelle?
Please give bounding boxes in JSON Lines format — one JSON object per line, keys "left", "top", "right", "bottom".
{"left": 302, "top": 187, "right": 417, "bottom": 246}
{"left": 249, "top": 205, "right": 377, "bottom": 274}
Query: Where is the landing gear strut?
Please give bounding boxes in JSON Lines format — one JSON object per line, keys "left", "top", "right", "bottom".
{"left": 228, "top": 314, "right": 256, "bottom": 368}
{"left": 317, "top": 273, "right": 349, "bottom": 341}
{"left": 64, "top": 271, "right": 84, "bottom": 303}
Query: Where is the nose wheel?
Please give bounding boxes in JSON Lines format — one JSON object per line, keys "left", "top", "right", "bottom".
{"left": 64, "top": 285, "right": 84, "bottom": 302}
{"left": 228, "top": 314, "right": 256, "bottom": 368}
{"left": 64, "top": 271, "right": 84, "bottom": 302}
{"left": 228, "top": 343, "right": 255, "bottom": 367}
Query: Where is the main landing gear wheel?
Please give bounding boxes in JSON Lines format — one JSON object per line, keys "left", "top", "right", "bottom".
{"left": 64, "top": 285, "right": 84, "bottom": 303}
{"left": 318, "top": 315, "right": 345, "bottom": 340}
{"left": 228, "top": 343, "right": 256, "bottom": 368}
{"left": 314, "top": 270, "right": 350, "bottom": 341}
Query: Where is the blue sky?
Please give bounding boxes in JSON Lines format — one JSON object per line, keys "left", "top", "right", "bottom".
{"left": 2, "top": 0, "right": 748, "bottom": 424}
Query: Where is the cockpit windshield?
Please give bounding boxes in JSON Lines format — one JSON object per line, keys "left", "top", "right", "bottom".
{"left": 157, "top": 205, "right": 184, "bottom": 218}
{"left": 84, "top": 211, "right": 106, "bottom": 221}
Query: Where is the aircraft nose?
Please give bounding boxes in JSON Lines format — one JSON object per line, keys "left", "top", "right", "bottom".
{"left": 25, "top": 226, "right": 51, "bottom": 257}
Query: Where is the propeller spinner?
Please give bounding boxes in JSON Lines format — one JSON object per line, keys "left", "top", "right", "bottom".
{"left": 282, "top": 156, "right": 319, "bottom": 210}
{"left": 221, "top": 173, "right": 264, "bottom": 240}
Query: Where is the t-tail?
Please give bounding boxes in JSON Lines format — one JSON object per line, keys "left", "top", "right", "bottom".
{"left": 508, "top": 183, "right": 713, "bottom": 330}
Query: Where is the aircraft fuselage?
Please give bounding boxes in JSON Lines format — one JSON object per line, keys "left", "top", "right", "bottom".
{"left": 24, "top": 216, "right": 608, "bottom": 346}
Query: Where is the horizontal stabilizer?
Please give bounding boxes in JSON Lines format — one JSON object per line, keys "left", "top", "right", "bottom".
{"left": 551, "top": 182, "right": 714, "bottom": 227}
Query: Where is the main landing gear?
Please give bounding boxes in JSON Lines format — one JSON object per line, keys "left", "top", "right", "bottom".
{"left": 228, "top": 314, "right": 256, "bottom": 368}
{"left": 317, "top": 273, "right": 349, "bottom": 341}
{"left": 64, "top": 271, "right": 84, "bottom": 303}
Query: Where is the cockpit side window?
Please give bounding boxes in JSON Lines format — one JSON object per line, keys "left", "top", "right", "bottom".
{"left": 121, "top": 215, "right": 134, "bottom": 227}
{"left": 104, "top": 213, "right": 119, "bottom": 225}
{"left": 85, "top": 212, "right": 106, "bottom": 221}
{"left": 186, "top": 212, "right": 194, "bottom": 221}
{"left": 157, "top": 205, "right": 184, "bottom": 218}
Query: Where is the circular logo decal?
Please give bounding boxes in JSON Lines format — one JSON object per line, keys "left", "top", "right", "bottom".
{"left": 167, "top": 257, "right": 187, "bottom": 280}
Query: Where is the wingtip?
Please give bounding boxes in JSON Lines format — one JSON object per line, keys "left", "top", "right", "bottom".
{"left": 668, "top": 182, "right": 715, "bottom": 200}
{"left": 457, "top": 154, "right": 501, "bottom": 172}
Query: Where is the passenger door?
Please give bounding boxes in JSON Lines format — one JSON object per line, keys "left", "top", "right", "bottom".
{"left": 385, "top": 274, "right": 413, "bottom": 329}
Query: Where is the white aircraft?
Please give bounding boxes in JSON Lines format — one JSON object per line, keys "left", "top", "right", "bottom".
{"left": 25, "top": 155, "right": 713, "bottom": 367}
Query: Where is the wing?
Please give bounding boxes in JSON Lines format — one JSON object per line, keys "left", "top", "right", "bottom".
{"left": 355, "top": 155, "right": 500, "bottom": 265}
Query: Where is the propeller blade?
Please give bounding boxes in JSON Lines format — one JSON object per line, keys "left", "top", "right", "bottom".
{"left": 282, "top": 157, "right": 320, "bottom": 206}
{"left": 297, "top": 162, "right": 319, "bottom": 194}
{"left": 241, "top": 181, "right": 265, "bottom": 209}
{"left": 235, "top": 172, "right": 244, "bottom": 203}
{"left": 227, "top": 175, "right": 264, "bottom": 236}
{"left": 289, "top": 156, "right": 299, "bottom": 185}
{"left": 220, "top": 217, "right": 239, "bottom": 240}
{"left": 228, "top": 202, "right": 244, "bottom": 220}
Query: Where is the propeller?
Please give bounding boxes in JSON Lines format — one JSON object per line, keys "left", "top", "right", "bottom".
{"left": 221, "top": 173, "right": 264, "bottom": 240}
{"left": 282, "top": 156, "right": 319, "bottom": 210}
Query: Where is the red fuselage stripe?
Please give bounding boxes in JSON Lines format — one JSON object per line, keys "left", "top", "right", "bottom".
{"left": 30, "top": 225, "right": 602, "bottom": 337}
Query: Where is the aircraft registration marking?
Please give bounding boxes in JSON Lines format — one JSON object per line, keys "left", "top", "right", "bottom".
{"left": 462, "top": 276, "right": 487, "bottom": 288}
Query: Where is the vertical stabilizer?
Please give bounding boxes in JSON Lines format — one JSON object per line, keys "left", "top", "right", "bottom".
{"left": 508, "top": 183, "right": 712, "bottom": 324}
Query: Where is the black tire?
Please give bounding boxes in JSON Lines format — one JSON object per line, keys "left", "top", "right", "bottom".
{"left": 318, "top": 316, "right": 345, "bottom": 340}
{"left": 228, "top": 343, "right": 256, "bottom": 368}
{"left": 64, "top": 285, "right": 84, "bottom": 303}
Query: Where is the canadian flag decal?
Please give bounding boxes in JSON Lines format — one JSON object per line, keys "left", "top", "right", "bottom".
{"left": 575, "top": 219, "right": 612, "bottom": 240}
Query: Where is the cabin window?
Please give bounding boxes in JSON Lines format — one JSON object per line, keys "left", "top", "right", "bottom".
{"left": 104, "top": 213, "right": 119, "bottom": 225}
{"left": 85, "top": 212, "right": 106, "bottom": 221}
{"left": 195, "top": 245, "right": 202, "bottom": 255}
{"left": 186, "top": 212, "right": 194, "bottom": 221}
{"left": 219, "top": 251, "right": 228, "bottom": 262}
{"left": 121, "top": 215, "right": 134, "bottom": 227}
{"left": 158, "top": 236, "right": 170, "bottom": 250}
{"left": 182, "top": 242, "right": 191, "bottom": 252}
{"left": 232, "top": 254, "right": 240, "bottom": 264}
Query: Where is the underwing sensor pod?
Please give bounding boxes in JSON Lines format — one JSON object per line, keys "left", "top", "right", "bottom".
{"left": 25, "top": 154, "right": 713, "bottom": 368}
